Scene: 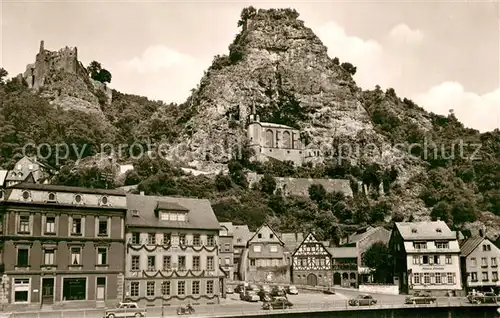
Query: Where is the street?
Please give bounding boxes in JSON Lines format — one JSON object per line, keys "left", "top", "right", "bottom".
{"left": 4, "top": 290, "right": 491, "bottom": 318}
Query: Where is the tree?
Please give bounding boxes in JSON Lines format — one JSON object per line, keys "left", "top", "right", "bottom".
{"left": 332, "top": 57, "right": 340, "bottom": 65}
{"left": 259, "top": 174, "right": 276, "bottom": 195}
{"left": 341, "top": 62, "right": 357, "bottom": 75}
{"left": 228, "top": 160, "right": 248, "bottom": 189}
{"left": 0, "top": 68, "right": 8, "bottom": 85}
{"left": 430, "top": 201, "right": 452, "bottom": 223}
{"left": 215, "top": 173, "right": 232, "bottom": 191}
{"left": 308, "top": 184, "right": 326, "bottom": 203}
{"left": 87, "top": 61, "right": 112, "bottom": 84}
{"left": 362, "top": 242, "right": 393, "bottom": 283}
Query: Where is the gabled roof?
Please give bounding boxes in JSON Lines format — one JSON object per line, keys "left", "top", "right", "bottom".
{"left": 395, "top": 221, "right": 456, "bottom": 240}
{"left": 460, "top": 236, "right": 487, "bottom": 257}
{"left": 8, "top": 182, "right": 125, "bottom": 196}
{"left": 126, "top": 194, "right": 220, "bottom": 230}
{"left": 0, "top": 170, "right": 8, "bottom": 186}
{"left": 156, "top": 201, "right": 189, "bottom": 211}
{"left": 247, "top": 223, "right": 285, "bottom": 245}
{"left": 292, "top": 232, "right": 332, "bottom": 257}
{"left": 233, "top": 225, "right": 251, "bottom": 245}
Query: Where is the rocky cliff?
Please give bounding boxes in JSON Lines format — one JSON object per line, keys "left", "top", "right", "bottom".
{"left": 19, "top": 40, "right": 111, "bottom": 118}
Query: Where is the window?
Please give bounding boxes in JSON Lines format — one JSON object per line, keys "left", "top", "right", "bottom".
{"left": 17, "top": 248, "right": 29, "bottom": 267}
{"left": 435, "top": 272, "right": 442, "bottom": 284}
{"left": 422, "top": 255, "right": 429, "bottom": 264}
{"left": 483, "top": 244, "right": 492, "bottom": 251}
{"left": 258, "top": 233, "right": 262, "bottom": 238}
{"left": 270, "top": 245, "right": 278, "bottom": 253}
{"left": 433, "top": 255, "right": 440, "bottom": 264}
{"left": 193, "top": 256, "right": 200, "bottom": 270}
{"left": 163, "top": 233, "right": 171, "bottom": 244}
{"left": 97, "top": 248, "right": 107, "bottom": 265}
{"left": 71, "top": 217, "right": 82, "bottom": 235}
{"left": 163, "top": 256, "right": 171, "bottom": 270}
{"left": 493, "top": 272, "right": 498, "bottom": 281}
{"left": 63, "top": 278, "right": 86, "bottom": 301}
{"left": 413, "top": 256, "right": 420, "bottom": 265}
{"left": 493, "top": 258, "right": 498, "bottom": 267}
{"left": 250, "top": 259, "right": 255, "bottom": 266}
{"left": 131, "top": 256, "right": 140, "bottom": 271}
{"left": 13, "top": 278, "right": 30, "bottom": 303}
{"left": 224, "top": 243, "right": 230, "bottom": 252}
{"left": 98, "top": 218, "right": 108, "bottom": 236}
{"left": 147, "top": 256, "right": 156, "bottom": 271}
{"left": 482, "top": 272, "right": 489, "bottom": 281}
{"left": 70, "top": 247, "right": 81, "bottom": 265}
{"left": 481, "top": 257, "right": 488, "bottom": 267}
{"left": 179, "top": 234, "right": 186, "bottom": 246}
{"left": 225, "top": 257, "right": 230, "bottom": 265}
{"left": 207, "top": 256, "right": 214, "bottom": 271}
{"left": 193, "top": 234, "right": 201, "bottom": 246}
{"left": 270, "top": 234, "right": 274, "bottom": 239}
{"left": 177, "top": 213, "right": 186, "bottom": 222}
{"left": 130, "top": 282, "right": 139, "bottom": 297}
{"left": 435, "top": 241, "right": 449, "bottom": 249}
{"left": 178, "top": 281, "right": 185, "bottom": 295}
{"left": 470, "top": 272, "right": 478, "bottom": 281}
{"left": 131, "top": 232, "right": 140, "bottom": 244}
{"left": 192, "top": 281, "right": 200, "bottom": 295}
{"left": 101, "top": 196, "right": 108, "bottom": 205}
{"left": 148, "top": 233, "right": 156, "bottom": 245}
{"left": 146, "top": 281, "right": 155, "bottom": 297}
{"left": 471, "top": 257, "right": 477, "bottom": 266}
{"left": 74, "top": 194, "right": 82, "bottom": 203}
{"left": 413, "top": 242, "right": 427, "bottom": 249}
{"left": 447, "top": 273, "right": 454, "bottom": 284}
{"left": 207, "top": 280, "right": 214, "bottom": 294}
{"left": 207, "top": 235, "right": 215, "bottom": 247}
{"left": 445, "top": 255, "right": 452, "bottom": 265}
{"left": 161, "top": 281, "right": 170, "bottom": 295}
{"left": 45, "top": 216, "right": 56, "bottom": 234}
{"left": 48, "top": 193, "right": 56, "bottom": 202}
{"left": 44, "top": 249, "right": 55, "bottom": 265}
{"left": 253, "top": 245, "right": 261, "bottom": 252}
{"left": 22, "top": 191, "right": 30, "bottom": 200}
{"left": 18, "top": 215, "right": 30, "bottom": 233}
{"left": 178, "top": 256, "right": 186, "bottom": 270}
{"left": 423, "top": 273, "right": 430, "bottom": 284}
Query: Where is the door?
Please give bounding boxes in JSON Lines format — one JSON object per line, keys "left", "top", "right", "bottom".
{"left": 333, "top": 273, "right": 341, "bottom": 285}
{"left": 96, "top": 277, "right": 106, "bottom": 301}
{"left": 41, "top": 278, "right": 54, "bottom": 305}
{"left": 306, "top": 273, "right": 317, "bottom": 286}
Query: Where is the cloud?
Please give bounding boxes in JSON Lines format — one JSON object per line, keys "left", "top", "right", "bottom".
{"left": 414, "top": 82, "right": 500, "bottom": 132}
{"left": 124, "top": 45, "right": 196, "bottom": 74}
{"left": 389, "top": 24, "right": 424, "bottom": 46}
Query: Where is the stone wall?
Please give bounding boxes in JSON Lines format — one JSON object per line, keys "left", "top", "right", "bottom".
{"left": 246, "top": 267, "right": 291, "bottom": 284}
{"left": 359, "top": 284, "right": 399, "bottom": 295}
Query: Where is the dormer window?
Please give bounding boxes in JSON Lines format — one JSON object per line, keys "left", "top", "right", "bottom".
{"left": 100, "top": 196, "right": 109, "bottom": 206}
{"left": 155, "top": 201, "right": 189, "bottom": 222}
{"left": 436, "top": 228, "right": 442, "bottom": 233}
{"left": 47, "top": 193, "right": 56, "bottom": 202}
{"left": 411, "top": 228, "right": 417, "bottom": 233}
{"left": 22, "top": 191, "right": 31, "bottom": 201}
{"left": 74, "top": 194, "right": 83, "bottom": 204}
{"left": 17, "top": 164, "right": 21, "bottom": 170}
{"left": 131, "top": 210, "right": 139, "bottom": 217}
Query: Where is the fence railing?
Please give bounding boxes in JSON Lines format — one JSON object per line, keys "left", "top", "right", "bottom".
{"left": 3, "top": 297, "right": 500, "bottom": 318}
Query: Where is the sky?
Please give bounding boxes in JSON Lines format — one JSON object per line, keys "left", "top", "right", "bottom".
{"left": 1, "top": 0, "right": 499, "bottom": 132}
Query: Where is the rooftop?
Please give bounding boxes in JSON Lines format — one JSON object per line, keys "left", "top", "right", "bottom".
{"left": 460, "top": 236, "right": 487, "bottom": 257}
{"left": 8, "top": 182, "right": 126, "bottom": 196}
{"left": 327, "top": 247, "right": 357, "bottom": 258}
{"left": 126, "top": 194, "right": 220, "bottom": 230}
{"left": 395, "top": 221, "right": 456, "bottom": 240}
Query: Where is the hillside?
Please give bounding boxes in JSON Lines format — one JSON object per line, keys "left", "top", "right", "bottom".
{"left": 0, "top": 7, "right": 498, "bottom": 239}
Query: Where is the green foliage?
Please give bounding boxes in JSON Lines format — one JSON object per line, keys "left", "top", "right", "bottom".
{"left": 259, "top": 174, "right": 277, "bottom": 195}
{"left": 215, "top": 173, "right": 232, "bottom": 191}
{"left": 228, "top": 160, "right": 248, "bottom": 189}
{"left": 308, "top": 184, "right": 326, "bottom": 202}
{"left": 237, "top": 6, "right": 257, "bottom": 27}
{"left": 431, "top": 201, "right": 452, "bottom": 223}
{"left": 0, "top": 68, "right": 8, "bottom": 85}
{"left": 53, "top": 164, "right": 115, "bottom": 189}
{"left": 87, "top": 61, "right": 112, "bottom": 84}
{"left": 362, "top": 242, "right": 393, "bottom": 283}
{"left": 341, "top": 62, "right": 357, "bottom": 75}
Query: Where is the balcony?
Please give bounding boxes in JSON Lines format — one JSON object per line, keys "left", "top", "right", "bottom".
{"left": 332, "top": 264, "right": 357, "bottom": 271}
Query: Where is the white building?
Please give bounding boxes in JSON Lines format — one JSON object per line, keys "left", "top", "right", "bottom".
{"left": 389, "top": 221, "right": 463, "bottom": 296}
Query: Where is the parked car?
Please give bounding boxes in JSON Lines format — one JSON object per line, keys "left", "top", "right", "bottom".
{"left": 104, "top": 302, "right": 147, "bottom": 318}
{"left": 249, "top": 284, "right": 260, "bottom": 292}
{"left": 234, "top": 282, "right": 249, "bottom": 293}
{"left": 405, "top": 292, "right": 437, "bottom": 305}
{"left": 260, "top": 285, "right": 271, "bottom": 294}
{"left": 226, "top": 286, "right": 234, "bottom": 294}
{"left": 468, "top": 292, "right": 499, "bottom": 304}
{"left": 240, "top": 291, "right": 260, "bottom": 302}
{"left": 262, "top": 296, "right": 294, "bottom": 310}
{"left": 270, "top": 286, "right": 286, "bottom": 297}
{"left": 323, "top": 286, "right": 336, "bottom": 295}
{"left": 348, "top": 294, "right": 377, "bottom": 306}
{"left": 259, "top": 292, "right": 272, "bottom": 302}
{"left": 287, "top": 285, "right": 298, "bottom": 295}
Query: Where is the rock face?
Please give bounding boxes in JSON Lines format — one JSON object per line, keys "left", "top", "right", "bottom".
{"left": 19, "top": 40, "right": 112, "bottom": 117}
{"left": 171, "top": 9, "right": 423, "bottom": 172}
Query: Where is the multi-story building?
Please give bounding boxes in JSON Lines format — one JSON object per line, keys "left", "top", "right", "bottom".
{"left": 339, "top": 226, "right": 391, "bottom": 283}
{"left": 389, "top": 221, "right": 462, "bottom": 296}
{"left": 218, "top": 224, "right": 235, "bottom": 281}
{"left": 124, "top": 194, "right": 224, "bottom": 306}
{"left": 291, "top": 233, "right": 332, "bottom": 287}
{"left": 243, "top": 223, "right": 290, "bottom": 284}
{"left": 460, "top": 235, "right": 500, "bottom": 293}
{"left": 219, "top": 222, "right": 251, "bottom": 281}
{"left": 328, "top": 247, "right": 358, "bottom": 288}
{"left": 0, "top": 183, "right": 127, "bottom": 310}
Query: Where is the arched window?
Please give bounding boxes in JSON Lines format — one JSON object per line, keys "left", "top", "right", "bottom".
{"left": 265, "top": 129, "right": 274, "bottom": 148}
{"left": 282, "top": 131, "right": 291, "bottom": 149}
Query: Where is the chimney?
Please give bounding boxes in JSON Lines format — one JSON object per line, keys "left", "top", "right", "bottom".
{"left": 436, "top": 217, "right": 441, "bottom": 221}
{"left": 39, "top": 40, "right": 45, "bottom": 53}
{"left": 140, "top": 191, "right": 145, "bottom": 196}
{"left": 479, "top": 229, "right": 484, "bottom": 238}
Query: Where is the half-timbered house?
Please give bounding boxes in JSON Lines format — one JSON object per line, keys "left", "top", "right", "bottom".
{"left": 291, "top": 233, "right": 332, "bottom": 287}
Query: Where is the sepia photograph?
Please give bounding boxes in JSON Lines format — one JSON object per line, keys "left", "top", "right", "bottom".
{"left": 0, "top": 0, "right": 499, "bottom": 317}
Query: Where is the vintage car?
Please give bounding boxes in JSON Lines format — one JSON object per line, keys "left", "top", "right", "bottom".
{"left": 226, "top": 286, "right": 234, "bottom": 294}
{"left": 287, "top": 285, "right": 299, "bottom": 295}
{"left": 270, "top": 286, "right": 286, "bottom": 297}
{"left": 405, "top": 292, "right": 437, "bottom": 305}
{"left": 262, "top": 296, "right": 294, "bottom": 310}
{"left": 259, "top": 284, "right": 272, "bottom": 294}
{"left": 467, "top": 292, "right": 499, "bottom": 304}
{"left": 104, "top": 302, "right": 147, "bottom": 318}
{"left": 234, "top": 282, "right": 249, "bottom": 293}
{"left": 240, "top": 290, "right": 260, "bottom": 302}
{"left": 348, "top": 294, "right": 377, "bottom": 306}
{"left": 249, "top": 284, "right": 260, "bottom": 292}
{"left": 259, "top": 292, "right": 272, "bottom": 302}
